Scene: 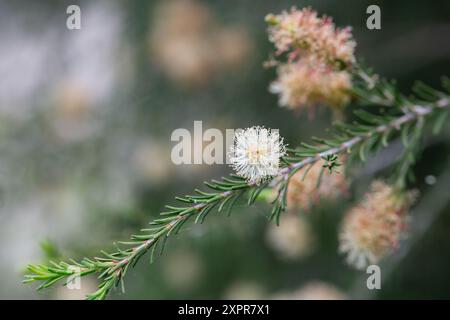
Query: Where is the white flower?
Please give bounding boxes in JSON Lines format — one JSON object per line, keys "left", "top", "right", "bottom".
{"left": 229, "top": 126, "right": 286, "bottom": 184}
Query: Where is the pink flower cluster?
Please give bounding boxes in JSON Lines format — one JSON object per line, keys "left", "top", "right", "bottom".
{"left": 266, "top": 7, "right": 356, "bottom": 112}
{"left": 339, "top": 181, "right": 417, "bottom": 269}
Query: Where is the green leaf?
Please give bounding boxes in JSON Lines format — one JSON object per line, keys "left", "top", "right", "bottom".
{"left": 432, "top": 109, "right": 450, "bottom": 135}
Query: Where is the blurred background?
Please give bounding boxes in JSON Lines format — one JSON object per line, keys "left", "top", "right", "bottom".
{"left": 0, "top": 0, "right": 449, "bottom": 299}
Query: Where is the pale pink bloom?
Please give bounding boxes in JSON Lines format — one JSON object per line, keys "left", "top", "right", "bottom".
{"left": 270, "top": 56, "right": 352, "bottom": 111}
{"left": 266, "top": 7, "right": 356, "bottom": 66}
{"left": 339, "top": 181, "right": 417, "bottom": 269}
{"left": 287, "top": 159, "right": 348, "bottom": 212}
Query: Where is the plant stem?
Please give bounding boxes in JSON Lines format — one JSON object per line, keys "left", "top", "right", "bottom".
{"left": 281, "top": 99, "right": 449, "bottom": 175}
{"left": 24, "top": 96, "right": 450, "bottom": 299}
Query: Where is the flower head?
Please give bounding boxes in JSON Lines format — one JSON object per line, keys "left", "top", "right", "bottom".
{"left": 339, "top": 181, "right": 417, "bottom": 270}
{"left": 149, "top": 0, "right": 253, "bottom": 87}
{"left": 266, "top": 7, "right": 356, "bottom": 66}
{"left": 229, "top": 126, "right": 286, "bottom": 185}
{"left": 272, "top": 281, "right": 346, "bottom": 300}
{"left": 266, "top": 213, "right": 314, "bottom": 259}
{"left": 265, "top": 7, "right": 355, "bottom": 113}
{"left": 270, "top": 56, "right": 352, "bottom": 111}
{"left": 287, "top": 159, "right": 348, "bottom": 212}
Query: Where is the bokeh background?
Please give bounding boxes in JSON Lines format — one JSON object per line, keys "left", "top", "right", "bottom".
{"left": 0, "top": 0, "right": 449, "bottom": 299}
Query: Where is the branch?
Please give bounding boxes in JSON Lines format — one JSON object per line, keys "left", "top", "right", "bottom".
{"left": 23, "top": 78, "right": 450, "bottom": 298}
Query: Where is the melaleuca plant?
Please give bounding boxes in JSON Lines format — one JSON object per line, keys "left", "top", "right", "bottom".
{"left": 24, "top": 7, "right": 450, "bottom": 300}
